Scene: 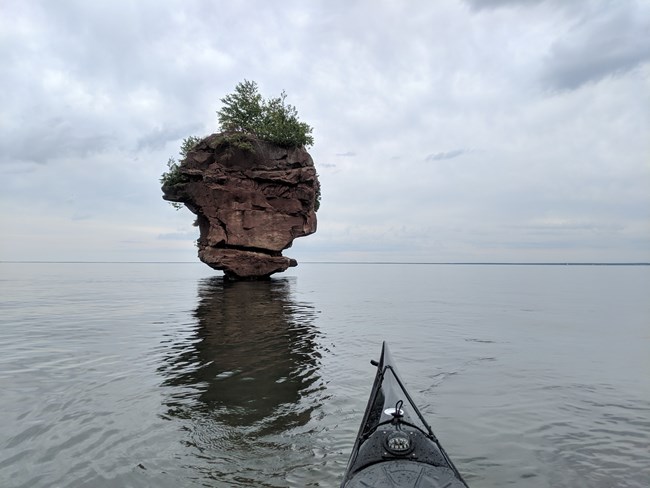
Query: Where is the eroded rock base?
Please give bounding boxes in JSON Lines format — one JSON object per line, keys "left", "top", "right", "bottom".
{"left": 199, "top": 248, "right": 297, "bottom": 280}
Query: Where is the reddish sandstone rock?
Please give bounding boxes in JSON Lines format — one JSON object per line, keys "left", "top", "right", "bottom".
{"left": 162, "top": 133, "right": 319, "bottom": 279}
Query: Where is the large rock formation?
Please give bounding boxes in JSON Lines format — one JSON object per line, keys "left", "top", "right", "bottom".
{"left": 162, "top": 133, "right": 319, "bottom": 279}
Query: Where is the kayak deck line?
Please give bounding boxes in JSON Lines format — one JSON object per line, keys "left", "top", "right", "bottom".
{"left": 340, "top": 342, "right": 469, "bottom": 488}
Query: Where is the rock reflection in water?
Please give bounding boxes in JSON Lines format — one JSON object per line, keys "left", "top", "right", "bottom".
{"left": 157, "top": 277, "right": 324, "bottom": 485}
{"left": 161, "top": 276, "right": 322, "bottom": 425}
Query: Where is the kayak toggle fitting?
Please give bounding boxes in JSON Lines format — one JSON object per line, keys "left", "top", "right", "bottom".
{"left": 391, "top": 400, "right": 404, "bottom": 421}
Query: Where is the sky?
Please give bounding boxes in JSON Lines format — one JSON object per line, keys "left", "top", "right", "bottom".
{"left": 1, "top": 0, "right": 649, "bottom": 263}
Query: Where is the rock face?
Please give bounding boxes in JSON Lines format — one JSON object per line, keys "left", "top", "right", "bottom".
{"left": 162, "top": 133, "right": 319, "bottom": 279}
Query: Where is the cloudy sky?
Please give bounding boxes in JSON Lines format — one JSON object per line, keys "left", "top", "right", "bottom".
{"left": 2, "top": 0, "right": 649, "bottom": 263}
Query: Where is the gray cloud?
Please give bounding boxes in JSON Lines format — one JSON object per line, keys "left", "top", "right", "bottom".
{"left": 1, "top": 122, "right": 115, "bottom": 165}
{"left": 425, "top": 149, "right": 466, "bottom": 162}
{"left": 463, "top": 0, "right": 544, "bottom": 11}
{"left": 541, "top": 2, "right": 650, "bottom": 90}
{"left": 71, "top": 213, "right": 94, "bottom": 221}
{"left": 517, "top": 220, "right": 626, "bottom": 233}
{"left": 335, "top": 151, "right": 356, "bottom": 157}
{"left": 136, "top": 124, "right": 205, "bottom": 152}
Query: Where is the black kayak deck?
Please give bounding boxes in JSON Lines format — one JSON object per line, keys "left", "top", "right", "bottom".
{"left": 340, "top": 343, "right": 469, "bottom": 488}
{"left": 344, "top": 460, "right": 464, "bottom": 488}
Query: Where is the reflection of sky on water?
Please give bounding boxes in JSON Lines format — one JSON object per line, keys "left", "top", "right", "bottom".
{"left": 156, "top": 277, "right": 324, "bottom": 484}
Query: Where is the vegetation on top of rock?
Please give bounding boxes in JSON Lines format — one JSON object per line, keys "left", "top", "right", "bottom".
{"left": 161, "top": 80, "right": 317, "bottom": 210}
{"left": 160, "top": 136, "right": 201, "bottom": 209}
{"left": 217, "top": 80, "right": 314, "bottom": 148}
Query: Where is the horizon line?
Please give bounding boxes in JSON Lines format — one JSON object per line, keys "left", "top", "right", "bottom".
{"left": 1, "top": 260, "right": 648, "bottom": 266}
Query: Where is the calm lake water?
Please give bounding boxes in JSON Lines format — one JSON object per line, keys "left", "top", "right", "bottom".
{"left": 1, "top": 262, "right": 649, "bottom": 487}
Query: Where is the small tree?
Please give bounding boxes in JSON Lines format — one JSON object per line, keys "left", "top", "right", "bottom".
{"left": 217, "top": 80, "right": 264, "bottom": 134}
{"left": 217, "top": 80, "right": 314, "bottom": 148}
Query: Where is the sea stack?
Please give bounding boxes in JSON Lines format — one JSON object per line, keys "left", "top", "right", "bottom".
{"left": 162, "top": 133, "right": 319, "bottom": 279}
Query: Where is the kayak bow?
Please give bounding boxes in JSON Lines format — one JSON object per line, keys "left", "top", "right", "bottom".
{"left": 341, "top": 342, "right": 469, "bottom": 488}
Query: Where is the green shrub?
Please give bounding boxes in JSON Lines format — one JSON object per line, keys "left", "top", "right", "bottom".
{"left": 160, "top": 136, "right": 201, "bottom": 209}
{"left": 179, "top": 135, "right": 201, "bottom": 158}
{"left": 211, "top": 132, "right": 255, "bottom": 154}
{"left": 160, "top": 157, "right": 183, "bottom": 187}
